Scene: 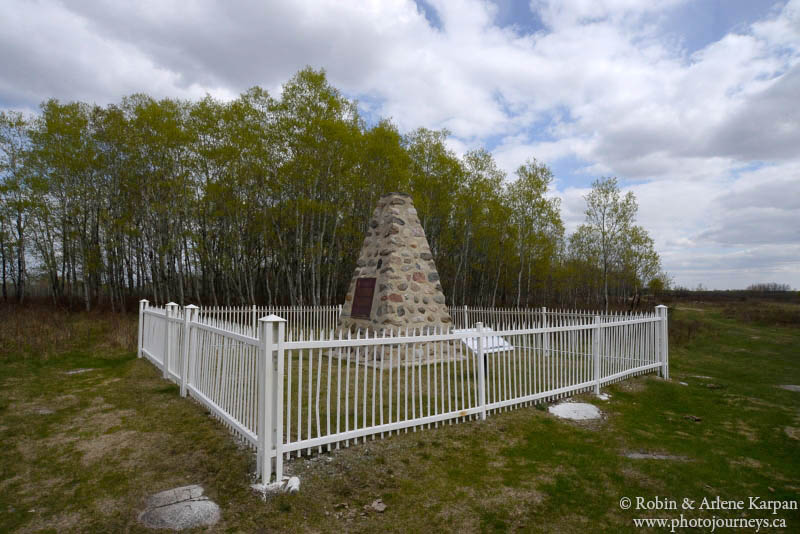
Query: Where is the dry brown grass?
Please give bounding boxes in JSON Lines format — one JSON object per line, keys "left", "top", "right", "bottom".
{"left": 0, "top": 302, "right": 137, "bottom": 362}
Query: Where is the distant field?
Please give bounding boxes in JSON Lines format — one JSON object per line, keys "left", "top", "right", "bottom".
{"left": 1, "top": 302, "right": 798, "bottom": 533}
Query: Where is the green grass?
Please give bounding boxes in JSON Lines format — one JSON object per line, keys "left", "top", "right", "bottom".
{"left": 1, "top": 302, "right": 798, "bottom": 532}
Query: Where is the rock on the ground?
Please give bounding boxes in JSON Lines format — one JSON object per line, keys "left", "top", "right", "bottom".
{"left": 596, "top": 393, "right": 611, "bottom": 401}
{"left": 777, "top": 385, "right": 800, "bottom": 392}
{"left": 371, "top": 499, "right": 387, "bottom": 513}
{"left": 548, "top": 402, "right": 602, "bottom": 421}
{"left": 285, "top": 477, "right": 300, "bottom": 493}
{"left": 139, "top": 485, "right": 220, "bottom": 531}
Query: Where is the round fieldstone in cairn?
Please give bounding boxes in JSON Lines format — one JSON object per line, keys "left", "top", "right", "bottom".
{"left": 339, "top": 192, "right": 453, "bottom": 336}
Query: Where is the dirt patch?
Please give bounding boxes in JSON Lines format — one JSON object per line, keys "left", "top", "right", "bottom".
{"left": 730, "top": 457, "right": 762, "bottom": 469}
{"left": 784, "top": 427, "right": 800, "bottom": 440}
{"left": 454, "top": 483, "right": 546, "bottom": 531}
{"left": 724, "top": 395, "right": 788, "bottom": 412}
{"left": 17, "top": 511, "right": 83, "bottom": 534}
{"left": 615, "top": 378, "right": 647, "bottom": 392}
{"left": 47, "top": 394, "right": 80, "bottom": 409}
{"left": 99, "top": 378, "right": 122, "bottom": 386}
{"left": 77, "top": 430, "right": 141, "bottom": 465}
{"left": 0, "top": 474, "right": 23, "bottom": 492}
{"left": 92, "top": 497, "right": 120, "bottom": 517}
{"left": 721, "top": 420, "right": 759, "bottom": 442}
{"left": 75, "top": 429, "right": 168, "bottom": 469}
{"left": 13, "top": 400, "right": 63, "bottom": 417}
{"left": 618, "top": 465, "right": 662, "bottom": 490}
{"left": 62, "top": 397, "right": 136, "bottom": 435}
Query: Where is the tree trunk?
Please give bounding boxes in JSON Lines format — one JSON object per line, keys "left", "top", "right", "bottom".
{"left": 16, "top": 211, "right": 25, "bottom": 303}
{"left": 1, "top": 237, "right": 7, "bottom": 302}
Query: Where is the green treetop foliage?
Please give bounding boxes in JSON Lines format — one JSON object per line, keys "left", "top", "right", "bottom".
{"left": 0, "top": 68, "right": 664, "bottom": 310}
{"left": 569, "top": 177, "right": 664, "bottom": 310}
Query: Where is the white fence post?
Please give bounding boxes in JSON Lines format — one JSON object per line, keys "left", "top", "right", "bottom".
{"left": 463, "top": 305, "right": 468, "bottom": 329}
{"left": 275, "top": 318, "right": 286, "bottom": 481}
{"left": 164, "top": 302, "right": 178, "bottom": 379}
{"left": 593, "top": 315, "right": 601, "bottom": 394}
{"left": 476, "top": 322, "right": 487, "bottom": 420}
{"left": 137, "top": 299, "right": 148, "bottom": 358}
{"left": 181, "top": 305, "right": 198, "bottom": 397}
{"left": 252, "top": 304, "right": 257, "bottom": 335}
{"left": 258, "top": 314, "right": 286, "bottom": 485}
{"left": 542, "top": 307, "right": 550, "bottom": 357}
{"left": 656, "top": 305, "right": 669, "bottom": 379}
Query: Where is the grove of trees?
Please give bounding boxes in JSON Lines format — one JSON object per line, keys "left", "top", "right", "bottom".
{"left": 0, "top": 67, "right": 665, "bottom": 311}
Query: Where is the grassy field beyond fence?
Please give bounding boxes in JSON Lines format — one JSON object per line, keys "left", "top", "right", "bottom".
{"left": 1, "top": 302, "right": 798, "bottom": 532}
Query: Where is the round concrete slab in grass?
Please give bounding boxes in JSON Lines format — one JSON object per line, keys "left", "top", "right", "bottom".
{"left": 139, "top": 485, "right": 220, "bottom": 531}
{"left": 548, "top": 402, "right": 602, "bottom": 421}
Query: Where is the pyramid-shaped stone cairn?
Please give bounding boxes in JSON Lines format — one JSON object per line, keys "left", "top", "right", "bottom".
{"left": 339, "top": 193, "right": 453, "bottom": 334}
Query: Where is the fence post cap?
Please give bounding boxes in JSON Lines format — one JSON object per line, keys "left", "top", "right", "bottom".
{"left": 655, "top": 304, "right": 667, "bottom": 309}
{"left": 165, "top": 302, "right": 179, "bottom": 307}
{"left": 259, "top": 314, "right": 287, "bottom": 323}
{"left": 184, "top": 304, "right": 199, "bottom": 309}
{"left": 139, "top": 299, "right": 149, "bottom": 303}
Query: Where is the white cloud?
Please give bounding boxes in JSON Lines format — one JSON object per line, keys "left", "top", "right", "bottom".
{"left": 1, "top": 0, "right": 798, "bottom": 288}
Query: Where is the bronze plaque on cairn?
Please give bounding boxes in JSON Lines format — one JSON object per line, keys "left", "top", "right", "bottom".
{"left": 351, "top": 277, "right": 376, "bottom": 318}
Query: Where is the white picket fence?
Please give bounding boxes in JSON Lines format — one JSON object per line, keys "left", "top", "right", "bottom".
{"left": 448, "top": 305, "right": 617, "bottom": 330}
{"left": 195, "top": 304, "right": 643, "bottom": 336}
{"left": 138, "top": 300, "right": 669, "bottom": 485}
{"left": 196, "top": 305, "right": 342, "bottom": 339}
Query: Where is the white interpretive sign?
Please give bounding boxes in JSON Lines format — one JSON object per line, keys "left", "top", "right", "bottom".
{"left": 453, "top": 327, "right": 514, "bottom": 354}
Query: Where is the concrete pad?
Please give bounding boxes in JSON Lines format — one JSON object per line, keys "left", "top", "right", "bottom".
{"left": 139, "top": 485, "right": 220, "bottom": 531}
{"left": 145, "top": 485, "right": 205, "bottom": 509}
{"left": 64, "top": 368, "right": 95, "bottom": 375}
{"left": 548, "top": 402, "right": 602, "bottom": 421}
{"left": 624, "top": 452, "right": 690, "bottom": 461}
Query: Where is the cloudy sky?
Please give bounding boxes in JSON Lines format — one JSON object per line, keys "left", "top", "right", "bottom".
{"left": 2, "top": 0, "right": 799, "bottom": 289}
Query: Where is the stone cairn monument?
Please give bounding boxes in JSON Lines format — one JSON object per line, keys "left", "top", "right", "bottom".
{"left": 339, "top": 193, "right": 453, "bottom": 334}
